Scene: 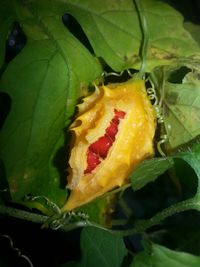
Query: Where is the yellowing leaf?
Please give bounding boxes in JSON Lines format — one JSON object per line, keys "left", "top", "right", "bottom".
{"left": 65, "top": 0, "right": 200, "bottom": 72}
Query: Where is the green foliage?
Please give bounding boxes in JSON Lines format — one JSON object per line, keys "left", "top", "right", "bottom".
{"left": 133, "top": 240, "right": 200, "bottom": 267}
{"left": 62, "top": 227, "right": 127, "bottom": 267}
{"left": 61, "top": 230, "right": 200, "bottom": 267}
{"left": 184, "top": 22, "right": 200, "bottom": 45}
{"left": 1, "top": 0, "right": 200, "bottom": 266}
{"left": 176, "top": 142, "right": 200, "bottom": 194}
{"left": 0, "top": 0, "right": 102, "bottom": 210}
{"left": 130, "top": 157, "right": 174, "bottom": 190}
{"left": 65, "top": 0, "right": 200, "bottom": 72}
{"left": 163, "top": 74, "right": 200, "bottom": 150}
{"left": 0, "top": 0, "right": 200, "bottom": 211}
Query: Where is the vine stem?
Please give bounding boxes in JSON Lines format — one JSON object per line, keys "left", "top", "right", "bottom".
{"left": 1, "top": 198, "right": 200, "bottom": 236}
{"left": 57, "top": 197, "right": 200, "bottom": 235}
{"left": 134, "top": 0, "right": 149, "bottom": 78}
{"left": 119, "top": 197, "right": 200, "bottom": 236}
{"left": 0, "top": 204, "right": 48, "bottom": 224}
{"left": 48, "top": 196, "right": 200, "bottom": 235}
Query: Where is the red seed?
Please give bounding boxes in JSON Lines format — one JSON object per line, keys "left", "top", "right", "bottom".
{"left": 112, "top": 117, "right": 120, "bottom": 125}
{"left": 106, "top": 121, "right": 118, "bottom": 140}
{"left": 114, "top": 109, "right": 126, "bottom": 119}
{"left": 84, "top": 109, "right": 126, "bottom": 174}
{"left": 89, "top": 135, "right": 113, "bottom": 158}
{"left": 84, "top": 150, "right": 101, "bottom": 174}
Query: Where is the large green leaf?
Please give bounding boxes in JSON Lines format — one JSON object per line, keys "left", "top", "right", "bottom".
{"left": 0, "top": 1, "right": 102, "bottom": 210}
{"left": 163, "top": 75, "right": 200, "bottom": 150}
{"left": 132, "top": 241, "right": 200, "bottom": 267}
{"left": 62, "top": 227, "right": 127, "bottom": 267}
{"left": 64, "top": 0, "right": 200, "bottom": 72}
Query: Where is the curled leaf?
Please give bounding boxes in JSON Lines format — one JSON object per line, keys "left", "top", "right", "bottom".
{"left": 62, "top": 79, "right": 156, "bottom": 211}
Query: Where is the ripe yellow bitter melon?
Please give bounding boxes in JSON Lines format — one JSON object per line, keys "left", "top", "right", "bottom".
{"left": 62, "top": 79, "right": 156, "bottom": 211}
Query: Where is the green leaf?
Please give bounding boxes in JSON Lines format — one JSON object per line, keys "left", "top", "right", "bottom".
{"left": 184, "top": 22, "right": 200, "bottom": 46}
{"left": 64, "top": 227, "right": 127, "bottom": 267}
{"left": 176, "top": 142, "right": 200, "bottom": 192}
{"left": 65, "top": 0, "right": 200, "bottom": 72}
{"left": 132, "top": 241, "right": 200, "bottom": 267}
{"left": 163, "top": 76, "right": 200, "bottom": 150}
{"left": 130, "top": 157, "right": 173, "bottom": 191}
{"left": 0, "top": 1, "right": 102, "bottom": 210}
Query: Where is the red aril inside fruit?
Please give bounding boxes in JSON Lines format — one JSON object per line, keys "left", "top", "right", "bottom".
{"left": 84, "top": 109, "right": 126, "bottom": 174}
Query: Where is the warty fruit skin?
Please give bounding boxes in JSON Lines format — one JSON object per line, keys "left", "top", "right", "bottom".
{"left": 62, "top": 79, "right": 156, "bottom": 212}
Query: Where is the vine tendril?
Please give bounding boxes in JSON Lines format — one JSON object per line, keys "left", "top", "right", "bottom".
{"left": 44, "top": 210, "right": 90, "bottom": 231}
{"left": 101, "top": 70, "right": 124, "bottom": 78}
{"left": 148, "top": 69, "right": 168, "bottom": 156}
{"left": 101, "top": 69, "right": 135, "bottom": 79}
{"left": 0, "top": 234, "right": 34, "bottom": 267}
{"left": 25, "top": 195, "right": 61, "bottom": 214}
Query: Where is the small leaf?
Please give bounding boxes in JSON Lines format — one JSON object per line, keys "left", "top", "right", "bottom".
{"left": 130, "top": 157, "right": 173, "bottom": 191}
{"left": 132, "top": 241, "right": 200, "bottom": 267}
{"left": 63, "top": 227, "right": 127, "bottom": 267}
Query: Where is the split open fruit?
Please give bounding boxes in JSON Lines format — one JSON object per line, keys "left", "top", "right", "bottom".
{"left": 62, "top": 79, "right": 156, "bottom": 212}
